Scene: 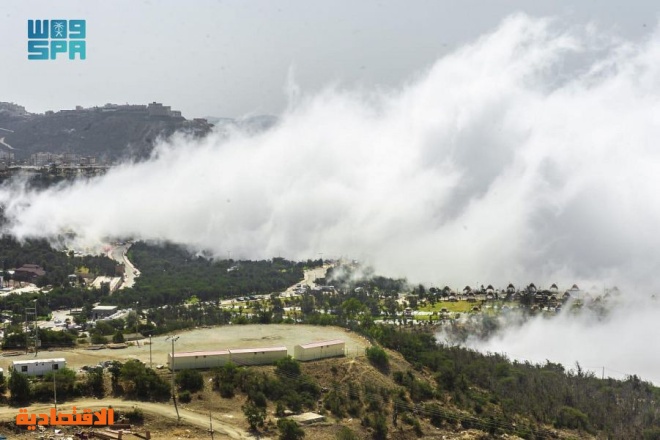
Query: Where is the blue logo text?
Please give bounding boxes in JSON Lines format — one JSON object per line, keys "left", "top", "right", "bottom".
{"left": 28, "top": 19, "right": 86, "bottom": 60}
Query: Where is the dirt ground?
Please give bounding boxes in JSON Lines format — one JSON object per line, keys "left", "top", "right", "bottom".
{"left": 1, "top": 324, "right": 370, "bottom": 371}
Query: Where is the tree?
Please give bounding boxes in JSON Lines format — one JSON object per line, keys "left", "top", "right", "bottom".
{"left": 300, "top": 294, "right": 316, "bottom": 315}
{"left": 109, "top": 360, "right": 122, "bottom": 393}
{"left": 120, "top": 359, "right": 170, "bottom": 401}
{"left": 372, "top": 414, "right": 388, "bottom": 440}
{"left": 342, "top": 298, "right": 364, "bottom": 320}
{"left": 9, "top": 371, "right": 31, "bottom": 405}
{"left": 242, "top": 401, "right": 265, "bottom": 431}
{"left": 85, "top": 367, "right": 105, "bottom": 398}
{"left": 366, "top": 346, "right": 389, "bottom": 373}
{"left": 112, "top": 331, "right": 125, "bottom": 343}
{"left": 275, "top": 356, "right": 301, "bottom": 378}
{"left": 91, "top": 333, "right": 107, "bottom": 345}
{"left": 176, "top": 369, "right": 204, "bottom": 393}
{"left": 277, "top": 418, "right": 305, "bottom": 440}
{"left": 95, "top": 320, "right": 115, "bottom": 336}
{"left": 125, "top": 311, "right": 139, "bottom": 330}
{"left": 38, "top": 368, "right": 77, "bottom": 401}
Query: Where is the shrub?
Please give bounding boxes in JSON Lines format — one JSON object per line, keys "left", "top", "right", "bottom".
{"left": 9, "top": 372, "right": 30, "bottom": 405}
{"left": 176, "top": 369, "right": 204, "bottom": 393}
{"left": 242, "top": 401, "right": 266, "bottom": 431}
{"left": 643, "top": 428, "right": 660, "bottom": 440}
{"left": 249, "top": 390, "right": 268, "bottom": 408}
{"left": 277, "top": 418, "right": 305, "bottom": 440}
{"left": 91, "top": 333, "right": 106, "bottom": 345}
{"left": 372, "top": 413, "right": 388, "bottom": 440}
{"left": 112, "top": 331, "right": 125, "bottom": 343}
{"left": 85, "top": 367, "right": 105, "bottom": 398}
{"left": 179, "top": 390, "right": 192, "bottom": 403}
{"left": 365, "top": 346, "right": 389, "bottom": 373}
{"left": 554, "top": 406, "right": 590, "bottom": 431}
{"left": 424, "top": 403, "right": 444, "bottom": 427}
{"left": 275, "top": 356, "right": 301, "bottom": 378}
{"left": 336, "top": 426, "right": 358, "bottom": 440}
{"left": 124, "top": 408, "right": 145, "bottom": 424}
{"left": 219, "top": 381, "right": 235, "bottom": 398}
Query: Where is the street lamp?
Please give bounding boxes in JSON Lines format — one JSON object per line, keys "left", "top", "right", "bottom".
{"left": 165, "top": 335, "right": 180, "bottom": 422}
{"left": 148, "top": 333, "right": 153, "bottom": 369}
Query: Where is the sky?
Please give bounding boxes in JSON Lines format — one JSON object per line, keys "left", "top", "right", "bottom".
{"left": 1, "top": 1, "right": 659, "bottom": 118}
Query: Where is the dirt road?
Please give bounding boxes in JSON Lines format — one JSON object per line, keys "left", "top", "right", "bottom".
{"left": 0, "top": 398, "right": 256, "bottom": 439}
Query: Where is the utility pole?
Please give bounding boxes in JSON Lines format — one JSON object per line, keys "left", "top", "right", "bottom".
{"left": 25, "top": 299, "right": 37, "bottom": 355}
{"left": 209, "top": 412, "right": 214, "bottom": 440}
{"left": 134, "top": 302, "right": 140, "bottom": 347}
{"left": 33, "top": 299, "right": 38, "bottom": 356}
{"left": 166, "top": 336, "right": 181, "bottom": 422}
{"left": 24, "top": 309, "right": 28, "bottom": 354}
{"left": 149, "top": 333, "right": 153, "bottom": 369}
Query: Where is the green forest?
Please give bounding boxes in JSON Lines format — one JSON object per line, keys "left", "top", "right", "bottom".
{"left": 0, "top": 235, "right": 117, "bottom": 286}
{"left": 108, "top": 241, "right": 321, "bottom": 307}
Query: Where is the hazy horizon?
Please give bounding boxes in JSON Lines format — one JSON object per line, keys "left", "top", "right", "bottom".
{"left": 3, "top": 1, "right": 660, "bottom": 119}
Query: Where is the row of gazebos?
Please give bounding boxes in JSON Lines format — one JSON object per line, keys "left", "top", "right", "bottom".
{"left": 430, "top": 283, "right": 583, "bottom": 304}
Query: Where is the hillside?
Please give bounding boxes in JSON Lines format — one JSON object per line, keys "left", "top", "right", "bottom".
{"left": 0, "top": 346, "right": 598, "bottom": 440}
{"left": 0, "top": 101, "right": 213, "bottom": 161}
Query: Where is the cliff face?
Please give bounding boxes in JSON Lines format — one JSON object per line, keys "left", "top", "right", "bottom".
{"left": 0, "top": 102, "right": 214, "bottom": 161}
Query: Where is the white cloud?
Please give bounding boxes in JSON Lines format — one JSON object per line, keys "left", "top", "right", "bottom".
{"left": 2, "top": 14, "right": 660, "bottom": 292}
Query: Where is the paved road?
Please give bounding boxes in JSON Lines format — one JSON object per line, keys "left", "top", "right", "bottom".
{"left": 0, "top": 398, "right": 256, "bottom": 439}
{"left": 107, "top": 243, "right": 140, "bottom": 289}
{"left": 219, "top": 263, "right": 332, "bottom": 305}
{"left": 0, "top": 136, "right": 15, "bottom": 150}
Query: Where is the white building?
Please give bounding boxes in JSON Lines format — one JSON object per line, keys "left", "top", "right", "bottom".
{"left": 12, "top": 358, "right": 66, "bottom": 376}
{"left": 294, "top": 340, "right": 345, "bottom": 361}
{"left": 92, "top": 305, "right": 118, "bottom": 320}
{"left": 228, "top": 347, "right": 287, "bottom": 366}
{"left": 168, "top": 350, "right": 230, "bottom": 371}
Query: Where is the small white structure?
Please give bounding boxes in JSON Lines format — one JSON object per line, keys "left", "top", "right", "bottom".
{"left": 294, "top": 339, "right": 345, "bottom": 361}
{"left": 168, "top": 350, "right": 230, "bottom": 371}
{"left": 12, "top": 358, "right": 66, "bottom": 376}
{"left": 92, "top": 305, "right": 118, "bottom": 320}
{"left": 228, "top": 346, "right": 287, "bottom": 366}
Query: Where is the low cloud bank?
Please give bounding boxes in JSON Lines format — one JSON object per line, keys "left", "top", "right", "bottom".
{"left": 2, "top": 14, "right": 660, "bottom": 292}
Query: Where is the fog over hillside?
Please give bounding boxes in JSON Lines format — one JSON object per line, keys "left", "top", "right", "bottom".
{"left": 2, "top": 14, "right": 660, "bottom": 292}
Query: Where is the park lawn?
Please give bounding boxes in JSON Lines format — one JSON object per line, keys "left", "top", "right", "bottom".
{"left": 419, "top": 301, "right": 474, "bottom": 313}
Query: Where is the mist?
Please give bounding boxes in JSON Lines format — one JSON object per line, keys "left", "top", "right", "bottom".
{"left": 2, "top": 14, "right": 660, "bottom": 291}
{"left": 458, "top": 294, "right": 660, "bottom": 383}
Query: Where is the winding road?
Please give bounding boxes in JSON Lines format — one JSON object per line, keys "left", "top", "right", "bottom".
{"left": 107, "top": 243, "right": 141, "bottom": 289}
{"left": 0, "top": 398, "right": 255, "bottom": 439}
{"left": 0, "top": 137, "right": 15, "bottom": 150}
